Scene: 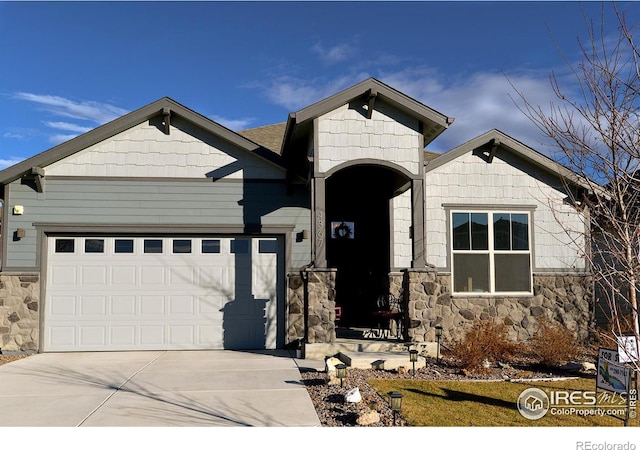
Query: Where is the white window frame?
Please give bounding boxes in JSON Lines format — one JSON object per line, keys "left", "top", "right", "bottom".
{"left": 450, "top": 209, "right": 533, "bottom": 296}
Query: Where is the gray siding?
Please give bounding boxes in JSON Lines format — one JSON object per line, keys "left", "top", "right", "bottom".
{"left": 6, "top": 178, "right": 310, "bottom": 269}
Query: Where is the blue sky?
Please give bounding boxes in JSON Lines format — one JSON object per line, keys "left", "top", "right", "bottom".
{"left": 0, "top": 1, "right": 636, "bottom": 170}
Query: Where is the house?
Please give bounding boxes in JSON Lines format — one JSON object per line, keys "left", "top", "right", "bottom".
{"left": 0, "top": 78, "right": 594, "bottom": 353}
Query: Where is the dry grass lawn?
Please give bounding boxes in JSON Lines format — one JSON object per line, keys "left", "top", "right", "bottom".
{"left": 368, "top": 377, "right": 639, "bottom": 427}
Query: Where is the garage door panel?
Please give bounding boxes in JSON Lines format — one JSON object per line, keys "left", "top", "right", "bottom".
{"left": 49, "top": 295, "right": 76, "bottom": 315}
{"left": 141, "top": 266, "right": 165, "bottom": 285}
{"left": 198, "top": 295, "right": 226, "bottom": 315}
{"left": 49, "top": 326, "right": 76, "bottom": 347}
{"left": 111, "top": 266, "right": 137, "bottom": 285}
{"left": 168, "top": 326, "right": 195, "bottom": 345}
{"left": 169, "top": 266, "right": 195, "bottom": 286}
{"left": 45, "top": 236, "right": 282, "bottom": 351}
{"left": 79, "top": 326, "right": 107, "bottom": 346}
{"left": 169, "top": 295, "right": 195, "bottom": 315}
{"left": 79, "top": 296, "right": 107, "bottom": 315}
{"left": 111, "top": 296, "right": 137, "bottom": 315}
{"left": 81, "top": 266, "right": 108, "bottom": 286}
{"left": 140, "top": 296, "right": 166, "bottom": 315}
{"left": 140, "top": 326, "right": 165, "bottom": 345}
{"left": 110, "top": 326, "right": 136, "bottom": 345}
{"left": 198, "top": 326, "right": 222, "bottom": 347}
{"left": 50, "top": 266, "right": 77, "bottom": 286}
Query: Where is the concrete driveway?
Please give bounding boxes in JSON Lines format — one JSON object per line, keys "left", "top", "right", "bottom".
{"left": 0, "top": 350, "right": 322, "bottom": 426}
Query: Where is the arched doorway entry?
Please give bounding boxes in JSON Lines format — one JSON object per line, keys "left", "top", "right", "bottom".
{"left": 325, "top": 164, "right": 411, "bottom": 328}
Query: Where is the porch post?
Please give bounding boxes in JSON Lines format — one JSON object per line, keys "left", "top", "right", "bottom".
{"left": 312, "top": 176, "right": 327, "bottom": 268}
{"left": 411, "top": 177, "right": 425, "bottom": 268}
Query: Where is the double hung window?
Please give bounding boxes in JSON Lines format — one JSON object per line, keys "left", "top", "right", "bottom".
{"left": 451, "top": 211, "right": 532, "bottom": 294}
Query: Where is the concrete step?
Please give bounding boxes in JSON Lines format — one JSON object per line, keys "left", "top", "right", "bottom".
{"left": 338, "top": 351, "right": 427, "bottom": 370}
{"left": 303, "top": 340, "right": 408, "bottom": 361}
{"left": 303, "top": 340, "right": 440, "bottom": 372}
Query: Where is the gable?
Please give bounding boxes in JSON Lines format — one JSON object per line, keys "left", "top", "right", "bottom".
{"left": 424, "top": 144, "right": 587, "bottom": 271}
{"left": 316, "top": 98, "right": 423, "bottom": 175}
{"left": 0, "top": 97, "right": 288, "bottom": 185}
{"left": 45, "top": 116, "right": 285, "bottom": 180}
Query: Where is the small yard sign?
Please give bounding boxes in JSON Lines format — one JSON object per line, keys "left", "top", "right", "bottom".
{"left": 597, "top": 348, "right": 631, "bottom": 394}
{"left": 616, "top": 335, "right": 639, "bottom": 363}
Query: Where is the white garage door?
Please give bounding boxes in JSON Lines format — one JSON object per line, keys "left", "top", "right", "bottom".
{"left": 44, "top": 236, "right": 282, "bottom": 352}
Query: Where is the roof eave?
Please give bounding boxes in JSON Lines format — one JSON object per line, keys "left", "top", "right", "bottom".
{"left": 425, "top": 129, "right": 597, "bottom": 193}
{"left": 0, "top": 98, "right": 287, "bottom": 185}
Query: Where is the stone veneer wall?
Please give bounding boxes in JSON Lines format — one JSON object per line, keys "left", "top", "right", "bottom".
{"left": 286, "top": 268, "right": 337, "bottom": 345}
{"left": 0, "top": 273, "right": 40, "bottom": 352}
{"left": 403, "top": 269, "right": 594, "bottom": 343}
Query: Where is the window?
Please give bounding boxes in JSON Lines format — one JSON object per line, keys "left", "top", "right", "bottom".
{"left": 55, "top": 239, "right": 75, "bottom": 253}
{"left": 144, "top": 239, "right": 163, "bottom": 254}
{"left": 85, "top": 239, "right": 104, "bottom": 253}
{"left": 173, "top": 239, "right": 192, "bottom": 254}
{"left": 202, "top": 239, "right": 221, "bottom": 254}
{"left": 115, "top": 239, "right": 134, "bottom": 254}
{"left": 451, "top": 211, "right": 531, "bottom": 294}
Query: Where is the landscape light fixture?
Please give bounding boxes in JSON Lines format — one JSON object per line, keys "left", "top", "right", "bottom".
{"left": 388, "top": 391, "right": 403, "bottom": 426}
{"left": 435, "top": 325, "right": 443, "bottom": 363}
{"left": 335, "top": 363, "right": 347, "bottom": 387}
{"left": 409, "top": 349, "right": 418, "bottom": 376}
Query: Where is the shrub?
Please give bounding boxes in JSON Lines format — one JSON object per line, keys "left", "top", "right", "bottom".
{"left": 529, "top": 317, "right": 578, "bottom": 367}
{"left": 447, "top": 320, "right": 519, "bottom": 372}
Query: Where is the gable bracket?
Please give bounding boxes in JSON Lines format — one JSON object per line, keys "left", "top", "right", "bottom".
{"left": 31, "top": 166, "right": 45, "bottom": 193}
{"left": 366, "top": 89, "right": 378, "bottom": 119}
{"left": 162, "top": 107, "right": 171, "bottom": 135}
{"left": 487, "top": 138, "right": 500, "bottom": 163}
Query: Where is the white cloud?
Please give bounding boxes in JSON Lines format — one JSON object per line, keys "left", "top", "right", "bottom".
{"left": 263, "top": 74, "right": 371, "bottom": 111}
{"left": 13, "top": 93, "right": 128, "bottom": 125}
{"left": 209, "top": 115, "right": 254, "bottom": 131}
{"left": 258, "top": 67, "right": 572, "bottom": 155}
{"left": 3, "top": 132, "right": 26, "bottom": 140}
{"left": 0, "top": 157, "right": 25, "bottom": 170}
{"left": 312, "top": 42, "right": 355, "bottom": 64}
{"left": 49, "top": 134, "right": 80, "bottom": 145}
{"left": 44, "top": 121, "right": 93, "bottom": 133}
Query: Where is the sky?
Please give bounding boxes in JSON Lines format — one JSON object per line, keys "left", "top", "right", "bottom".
{"left": 0, "top": 1, "right": 638, "bottom": 172}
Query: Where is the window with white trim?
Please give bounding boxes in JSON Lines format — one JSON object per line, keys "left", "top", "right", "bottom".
{"left": 451, "top": 211, "right": 532, "bottom": 294}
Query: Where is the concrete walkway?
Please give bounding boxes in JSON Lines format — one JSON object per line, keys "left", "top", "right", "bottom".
{"left": 0, "top": 350, "right": 321, "bottom": 427}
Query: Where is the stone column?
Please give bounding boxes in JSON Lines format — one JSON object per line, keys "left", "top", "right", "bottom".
{"left": 0, "top": 273, "right": 40, "bottom": 352}
{"left": 304, "top": 268, "right": 337, "bottom": 344}
{"left": 402, "top": 268, "right": 442, "bottom": 342}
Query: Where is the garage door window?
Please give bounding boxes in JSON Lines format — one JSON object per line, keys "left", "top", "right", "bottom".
{"left": 144, "top": 239, "right": 163, "bottom": 253}
{"left": 85, "top": 239, "right": 105, "bottom": 253}
{"left": 115, "top": 239, "right": 134, "bottom": 253}
{"left": 173, "top": 239, "right": 192, "bottom": 254}
{"left": 202, "top": 239, "right": 221, "bottom": 253}
{"left": 55, "top": 239, "right": 75, "bottom": 253}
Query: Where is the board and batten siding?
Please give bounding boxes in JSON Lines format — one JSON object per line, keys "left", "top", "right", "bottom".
{"left": 6, "top": 178, "right": 310, "bottom": 269}
{"left": 315, "top": 99, "right": 423, "bottom": 175}
{"left": 424, "top": 150, "right": 587, "bottom": 271}
{"left": 45, "top": 118, "right": 284, "bottom": 180}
